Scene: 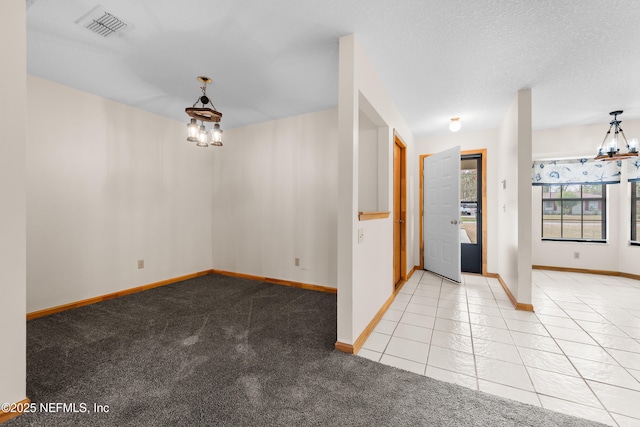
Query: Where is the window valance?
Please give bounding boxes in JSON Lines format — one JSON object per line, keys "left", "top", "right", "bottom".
{"left": 627, "top": 158, "right": 640, "bottom": 182}
{"left": 532, "top": 158, "right": 621, "bottom": 186}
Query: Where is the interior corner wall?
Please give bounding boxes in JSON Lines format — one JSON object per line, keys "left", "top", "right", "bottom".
{"left": 210, "top": 108, "right": 338, "bottom": 288}
{"left": 337, "top": 34, "right": 415, "bottom": 346}
{"left": 0, "top": 0, "right": 27, "bottom": 408}
{"left": 497, "top": 89, "right": 532, "bottom": 304}
{"left": 516, "top": 90, "right": 532, "bottom": 303}
{"left": 414, "top": 129, "right": 499, "bottom": 273}
{"left": 26, "top": 76, "right": 213, "bottom": 312}
{"left": 532, "top": 119, "right": 640, "bottom": 276}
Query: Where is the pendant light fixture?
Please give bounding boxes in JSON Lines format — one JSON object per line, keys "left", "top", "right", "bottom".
{"left": 185, "top": 76, "right": 223, "bottom": 147}
{"left": 595, "top": 110, "right": 638, "bottom": 160}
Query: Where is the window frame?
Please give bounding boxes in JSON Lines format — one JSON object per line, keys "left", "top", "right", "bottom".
{"left": 541, "top": 184, "right": 607, "bottom": 243}
{"left": 631, "top": 182, "right": 640, "bottom": 245}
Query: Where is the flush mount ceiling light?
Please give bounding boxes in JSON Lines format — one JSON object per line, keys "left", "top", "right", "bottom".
{"left": 185, "top": 76, "right": 224, "bottom": 147}
{"left": 596, "top": 110, "right": 638, "bottom": 160}
{"left": 449, "top": 117, "right": 461, "bottom": 132}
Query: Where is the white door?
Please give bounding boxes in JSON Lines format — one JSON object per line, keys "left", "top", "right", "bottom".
{"left": 423, "top": 146, "right": 461, "bottom": 283}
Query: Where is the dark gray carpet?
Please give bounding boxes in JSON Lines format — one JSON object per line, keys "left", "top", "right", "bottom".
{"left": 8, "top": 274, "right": 604, "bottom": 426}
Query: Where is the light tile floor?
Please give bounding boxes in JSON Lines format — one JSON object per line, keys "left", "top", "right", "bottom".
{"left": 358, "top": 269, "right": 640, "bottom": 426}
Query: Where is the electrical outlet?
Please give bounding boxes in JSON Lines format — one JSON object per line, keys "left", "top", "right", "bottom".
{"left": 573, "top": 252, "right": 580, "bottom": 259}
{"left": 138, "top": 259, "right": 144, "bottom": 269}
{"left": 358, "top": 228, "right": 364, "bottom": 244}
{"left": 295, "top": 257, "right": 300, "bottom": 266}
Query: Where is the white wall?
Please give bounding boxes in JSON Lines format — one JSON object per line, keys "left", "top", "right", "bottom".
{"left": 516, "top": 90, "right": 533, "bottom": 303}
{"left": 414, "top": 128, "right": 499, "bottom": 273}
{"left": 0, "top": 0, "right": 27, "bottom": 408}
{"left": 497, "top": 90, "right": 532, "bottom": 304}
{"left": 26, "top": 76, "right": 213, "bottom": 312}
{"left": 532, "top": 119, "right": 640, "bottom": 276}
{"left": 337, "top": 34, "right": 415, "bottom": 345}
{"left": 210, "top": 108, "right": 338, "bottom": 288}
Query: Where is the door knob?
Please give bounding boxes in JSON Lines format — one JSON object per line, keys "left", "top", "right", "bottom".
{"left": 451, "top": 220, "right": 458, "bottom": 225}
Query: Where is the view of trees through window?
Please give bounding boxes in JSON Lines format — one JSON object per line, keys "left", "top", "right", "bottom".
{"left": 461, "top": 169, "right": 477, "bottom": 202}
{"left": 542, "top": 184, "right": 606, "bottom": 241}
{"left": 460, "top": 165, "right": 478, "bottom": 244}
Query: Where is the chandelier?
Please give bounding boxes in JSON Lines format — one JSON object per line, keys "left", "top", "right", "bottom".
{"left": 595, "top": 110, "right": 637, "bottom": 160}
{"left": 185, "top": 76, "right": 223, "bottom": 147}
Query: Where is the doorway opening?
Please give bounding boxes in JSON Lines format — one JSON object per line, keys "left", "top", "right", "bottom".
{"left": 460, "top": 154, "right": 483, "bottom": 274}
{"left": 393, "top": 134, "right": 407, "bottom": 291}
{"left": 420, "top": 149, "right": 487, "bottom": 276}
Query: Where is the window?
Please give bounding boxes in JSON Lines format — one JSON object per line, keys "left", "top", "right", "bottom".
{"left": 632, "top": 182, "right": 640, "bottom": 244}
{"left": 542, "top": 184, "right": 606, "bottom": 241}
{"left": 460, "top": 159, "right": 479, "bottom": 244}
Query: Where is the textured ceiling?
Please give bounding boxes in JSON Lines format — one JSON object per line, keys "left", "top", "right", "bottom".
{"left": 26, "top": 0, "right": 640, "bottom": 137}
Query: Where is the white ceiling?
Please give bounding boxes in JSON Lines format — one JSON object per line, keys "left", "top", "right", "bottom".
{"left": 26, "top": 0, "right": 640, "bottom": 138}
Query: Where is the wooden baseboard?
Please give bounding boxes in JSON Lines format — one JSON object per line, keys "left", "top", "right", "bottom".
{"left": 533, "top": 265, "right": 640, "bottom": 281}
{"left": 486, "top": 272, "right": 534, "bottom": 312}
{"left": 26, "top": 270, "right": 212, "bottom": 320}
{"left": 352, "top": 291, "right": 397, "bottom": 354}
{"left": 0, "top": 398, "right": 30, "bottom": 424}
{"left": 515, "top": 302, "right": 534, "bottom": 311}
{"left": 532, "top": 265, "right": 619, "bottom": 276}
{"left": 407, "top": 265, "right": 420, "bottom": 280}
{"left": 210, "top": 269, "right": 337, "bottom": 294}
{"left": 336, "top": 265, "right": 444, "bottom": 354}
{"left": 619, "top": 272, "right": 640, "bottom": 281}
{"left": 27, "top": 268, "right": 336, "bottom": 321}
{"left": 334, "top": 341, "right": 354, "bottom": 354}
{"left": 335, "top": 274, "right": 413, "bottom": 354}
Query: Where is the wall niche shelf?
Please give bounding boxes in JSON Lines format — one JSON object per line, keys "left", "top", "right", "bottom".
{"left": 358, "top": 211, "right": 390, "bottom": 221}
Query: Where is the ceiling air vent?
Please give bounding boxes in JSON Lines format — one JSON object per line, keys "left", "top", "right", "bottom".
{"left": 75, "top": 5, "right": 130, "bottom": 38}
{"left": 87, "top": 12, "right": 126, "bottom": 37}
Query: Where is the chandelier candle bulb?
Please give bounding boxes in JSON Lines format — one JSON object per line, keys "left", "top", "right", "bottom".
{"left": 211, "top": 123, "right": 223, "bottom": 146}
{"left": 197, "top": 125, "right": 209, "bottom": 147}
{"left": 187, "top": 119, "right": 199, "bottom": 142}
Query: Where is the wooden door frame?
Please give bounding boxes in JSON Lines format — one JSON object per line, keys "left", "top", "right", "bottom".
{"left": 394, "top": 133, "right": 407, "bottom": 289}
{"left": 420, "top": 149, "right": 487, "bottom": 275}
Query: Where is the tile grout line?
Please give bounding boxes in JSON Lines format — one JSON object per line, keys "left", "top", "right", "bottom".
{"left": 463, "top": 274, "right": 481, "bottom": 392}
{"left": 535, "top": 272, "right": 628, "bottom": 424}
{"left": 422, "top": 274, "right": 442, "bottom": 377}
{"left": 538, "top": 289, "right": 613, "bottom": 416}
{"left": 389, "top": 274, "right": 430, "bottom": 371}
